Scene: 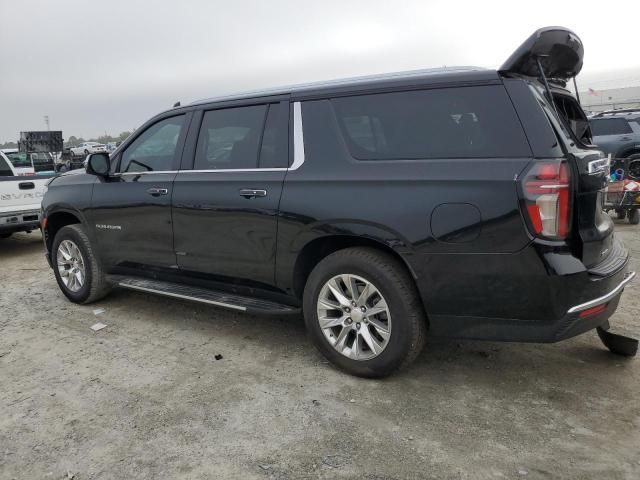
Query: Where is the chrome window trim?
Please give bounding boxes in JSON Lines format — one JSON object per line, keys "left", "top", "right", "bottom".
{"left": 115, "top": 102, "right": 305, "bottom": 175}
{"left": 186, "top": 168, "right": 287, "bottom": 173}
{"left": 116, "top": 170, "right": 178, "bottom": 176}
{"left": 290, "top": 101, "right": 305, "bottom": 171}
{"left": 567, "top": 271, "right": 636, "bottom": 313}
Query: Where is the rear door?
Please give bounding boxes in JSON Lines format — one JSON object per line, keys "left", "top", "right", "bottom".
{"left": 88, "top": 113, "right": 190, "bottom": 268}
{"left": 171, "top": 100, "right": 289, "bottom": 286}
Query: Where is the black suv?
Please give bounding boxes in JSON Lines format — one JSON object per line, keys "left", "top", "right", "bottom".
{"left": 41, "top": 28, "right": 635, "bottom": 377}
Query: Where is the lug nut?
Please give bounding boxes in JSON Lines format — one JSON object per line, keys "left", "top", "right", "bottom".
{"left": 360, "top": 306, "right": 366, "bottom": 312}
{"left": 345, "top": 318, "right": 352, "bottom": 324}
{"left": 364, "top": 319, "right": 369, "bottom": 324}
{"left": 351, "top": 301, "right": 357, "bottom": 307}
{"left": 356, "top": 322, "right": 361, "bottom": 329}
{"left": 344, "top": 307, "right": 350, "bottom": 313}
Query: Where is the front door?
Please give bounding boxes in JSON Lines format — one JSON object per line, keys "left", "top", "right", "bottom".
{"left": 172, "top": 101, "right": 289, "bottom": 286}
{"left": 89, "top": 113, "right": 190, "bottom": 269}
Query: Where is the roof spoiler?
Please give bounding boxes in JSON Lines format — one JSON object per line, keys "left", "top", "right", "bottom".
{"left": 499, "top": 27, "right": 583, "bottom": 80}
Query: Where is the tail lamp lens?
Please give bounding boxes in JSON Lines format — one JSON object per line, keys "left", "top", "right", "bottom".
{"left": 521, "top": 161, "right": 571, "bottom": 240}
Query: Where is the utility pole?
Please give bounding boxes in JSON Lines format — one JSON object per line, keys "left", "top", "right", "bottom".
{"left": 44, "top": 115, "right": 50, "bottom": 131}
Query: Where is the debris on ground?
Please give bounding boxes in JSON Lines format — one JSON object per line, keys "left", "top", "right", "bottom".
{"left": 90, "top": 323, "right": 107, "bottom": 332}
{"left": 214, "top": 354, "right": 223, "bottom": 360}
{"left": 93, "top": 308, "right": 105, "bottom": 315}
{"left": 258, "top": 464, "right": 271, "bottom": 471}
{"left": 312, "top": 399, "right": 320, "bottom": 406}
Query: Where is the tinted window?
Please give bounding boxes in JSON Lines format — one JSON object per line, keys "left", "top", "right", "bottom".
{"left": 590, "top": 118, "right": 633, "bottom": 136}
{"left": 259, "top": 103, "right": 289, "bottom": 168}
{"left": 195, "top": 105, "right": 267, "bottom": 170}
{"left": 332, "top": 86, "right": 530, "bottom": 159}
{"left": 120, "top": 115, "right": 185, "bottom": 173}
{"left": 0, "top": 156, "right": 13, "bottom": 176}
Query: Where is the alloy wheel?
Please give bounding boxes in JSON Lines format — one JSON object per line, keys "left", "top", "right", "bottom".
{"left": 316, "top": 274, "right": 392, "bottom": 360}
{"left": 57, "top": 239, "right": 86, "bottom": 292}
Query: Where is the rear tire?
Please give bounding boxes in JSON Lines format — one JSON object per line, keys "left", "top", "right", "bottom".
{"left": 616, "top": 209, "right": 626, "bottom": 220}
{"left": 628, "top": 209, "right": 640, "bottom": 225}
{"left": 52, "top": 224, "right": 111, "bottom": 304}
{"left": 303, "top": 247, "right": 426, "bottom": 378}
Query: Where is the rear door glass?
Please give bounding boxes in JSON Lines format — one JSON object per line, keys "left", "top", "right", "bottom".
{"left": 332, "top": 85, "right": 531, "bottom": 160}
{"left": 590, "top": 118, "right": 633, "bottom": 136}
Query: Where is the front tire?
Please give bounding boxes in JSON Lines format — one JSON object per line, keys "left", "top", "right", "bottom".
{"left": 303, "top": 247, "right": 426, "bottom": 378}
{"left": 616, "top": 209, "right": 626, "bottom": 220}
{"left": 628, "top": 209, "right": 640, "bottom": 225}
{"left": 52, "top": 224, "right": 111, "bottom": 304}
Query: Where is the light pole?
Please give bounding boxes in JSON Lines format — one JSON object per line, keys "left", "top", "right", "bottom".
{"left": 44, "top": 115, "right": 50, "bottom": 131}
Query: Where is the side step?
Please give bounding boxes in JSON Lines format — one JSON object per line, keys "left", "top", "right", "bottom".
{"left": 115, "top": 277, "right": 300, "bottom": 315}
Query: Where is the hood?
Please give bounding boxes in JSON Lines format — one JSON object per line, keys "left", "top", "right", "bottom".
{"left": 499, "top": 27, "right": 583, "bottom": 80}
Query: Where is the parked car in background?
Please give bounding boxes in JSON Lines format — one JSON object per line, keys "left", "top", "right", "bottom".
{"left": 0, "top": 152, "right": 48, "bottom": 239}
{"left": 590, "top": 110, "right": 640, "bottom": 162}
{"left": 1, "top": 149, "right": 55, "bottom": 176}
{"left": 70, "top": 142, "right": 106, "bottom": 158}
{"left": 41, "top": 27, "right": 635, "bottom": 377}
{"left": 1, "top": 149, "right": 35, "bottom": 175}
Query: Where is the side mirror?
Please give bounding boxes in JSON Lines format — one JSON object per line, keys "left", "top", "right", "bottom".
{"left": 86, "top": 153, "right": 110, "bottom": 177}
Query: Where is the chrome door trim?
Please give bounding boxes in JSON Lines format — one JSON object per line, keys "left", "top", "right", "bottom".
{"left": 290, "top": 101, "right": 305, "bottom": 171}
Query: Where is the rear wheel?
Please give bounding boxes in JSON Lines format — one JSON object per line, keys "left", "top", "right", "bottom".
{"left": 52, "top": 224, "right": 110, "bottom": 304}
{"left": 303, "top": 247, "right": 426, "bottom": 378}
{"left": 616, "top": 209, "right": 626, "bottom": 220}
{"left": 628, "top": 209, "right": 640, "bottom": 225}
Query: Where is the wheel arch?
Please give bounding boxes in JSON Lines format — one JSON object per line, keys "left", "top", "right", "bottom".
{"left": 620, "top": 148, "right": 640, "bottom": 159}
{"left": 291, "top": 234, "right": 418, "bottom": 301}
{"left": 44, "top": 209, "right": 84, "bottom": 251}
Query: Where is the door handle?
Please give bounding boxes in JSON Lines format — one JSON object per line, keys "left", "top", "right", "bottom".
{"left": 146, "top": 187, "right": 169, "bottom": 196}
{"left": 19, "top": 182, "right": 35, "bottom": 190}
{"left": 239, "top": 189, "right": 267, "bottom": 199}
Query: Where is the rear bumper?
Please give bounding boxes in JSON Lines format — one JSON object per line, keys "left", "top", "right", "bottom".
{"left": 0, "top": 209, "right": 40, "bottom": 234}
{"left": 425, "top": 239, "right": 634, "bottom": 343}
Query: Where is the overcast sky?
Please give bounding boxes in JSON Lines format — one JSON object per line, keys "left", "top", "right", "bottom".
{"left": 1, "top": 0, "right": 639, "bottom": 142}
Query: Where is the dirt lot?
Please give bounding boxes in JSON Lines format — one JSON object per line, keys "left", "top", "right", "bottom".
{"left": 1, "top": 222, "right": 639, "bottom": 480}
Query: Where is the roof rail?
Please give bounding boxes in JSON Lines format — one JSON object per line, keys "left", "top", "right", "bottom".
{"left": 592, "top": 108, "right": 640, "bottom": 117}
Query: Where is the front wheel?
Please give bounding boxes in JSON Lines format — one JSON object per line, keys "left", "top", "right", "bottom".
{"left": 303, "top": 247, "right": 426, "bottom": 378}
{"left": 628, "top": 209, "right": 640, "bottom": 225}
{"left": 52, "top": 224, "right": 111, "bottom": 304}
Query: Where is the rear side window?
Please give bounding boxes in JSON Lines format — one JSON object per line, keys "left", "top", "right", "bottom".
{"left": 332, "top": 85, "right": 531, "bottom": 160}
{"left": 0, "top": 155, "right": 13, "bottom": 176}
{"left": 195, "top": 105, "right": 267, "bottom": 170}
{"left": 590, "top": 118, "right": 633, "bottom": 136}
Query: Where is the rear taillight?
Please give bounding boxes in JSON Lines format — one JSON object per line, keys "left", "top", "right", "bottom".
{"left": 520, "top": 160, "right": 571, "bottom": 240}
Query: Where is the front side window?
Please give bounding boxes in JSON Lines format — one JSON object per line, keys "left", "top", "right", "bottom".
{"left": 120, "top": 115, "right": 185, "bottom": 173}
{"left": 195, "top": 105, "right": 267, "bottom": 170}
{"left": 332, "top": 85, "right": 530, "bottom": 160}
{"left": 590, "top": 118, "right": 633, "bottom": 136}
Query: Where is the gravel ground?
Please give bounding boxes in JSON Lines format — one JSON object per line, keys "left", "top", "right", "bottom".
{"left": 1, "top": 221, "right": 639, "bottom": 480}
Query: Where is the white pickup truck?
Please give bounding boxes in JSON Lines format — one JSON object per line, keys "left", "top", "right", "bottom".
{"left": 0, "top": 153, "right": 48, "bottom": 238}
